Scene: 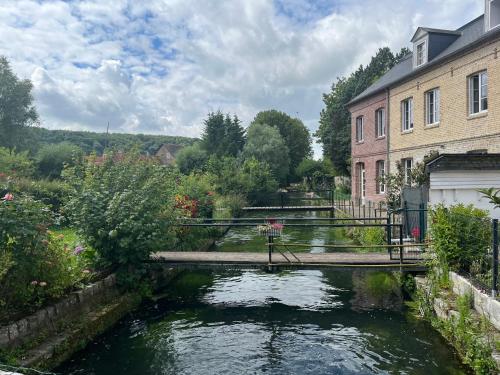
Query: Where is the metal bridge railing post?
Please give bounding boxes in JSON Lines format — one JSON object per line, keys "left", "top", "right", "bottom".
{"left": 386, "top": 215, "right": 392, "bottom": 259}
{"left": 268, "top": 235, "right": 273, "bottom": 265}
{"left": 399, "top": 224, "right": 404, "bottom": 264}
{"left": 492, "top": 219, "right": 499, "bottom": 298}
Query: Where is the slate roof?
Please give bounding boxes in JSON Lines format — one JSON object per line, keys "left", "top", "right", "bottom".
{"left": 349, "top": 15, "right": 500, "bottom": 106}
{"left": 426, "top": 154, "right": 500, "bottom": 173}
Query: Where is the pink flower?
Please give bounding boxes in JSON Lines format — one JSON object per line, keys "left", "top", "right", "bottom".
{"left": 73, "top": 245, "right": 85, "bottom": 255}
{"left": 411, "top": 227, "right": 421, "bottom": 239}
{"left": 271, "top": 223, "right": 284, "bottom": 230}
{"left": 2, "top": 193, "right": 13, "bottom": 201}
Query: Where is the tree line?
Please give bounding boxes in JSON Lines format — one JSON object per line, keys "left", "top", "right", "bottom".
{"left": 316, "top": 47, "right": 410, "bottom": 176}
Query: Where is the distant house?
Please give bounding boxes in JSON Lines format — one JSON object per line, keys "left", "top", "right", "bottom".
{"left": 426, "top": 154, "right": 500, "bottom": 219}
{"left": 155, "top": 144, "right": 184, "bottom": 166}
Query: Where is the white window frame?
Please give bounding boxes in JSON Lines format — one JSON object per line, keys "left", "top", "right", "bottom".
{"left": 488, "top": 0, "right": 500, "bottom": 31}
{"left": 415, "top": 40, "right": 427, "bottom": 67}
{"left": 376, "top": 160, "right": 386, "bottom": 194}
{"left": 403, "top": 158, "right": 413, "bottom": 185}
{"left": 358, "top": 163, "right": 366, "bottom": 199}
{"left": 469, "top": 71, "right": 488, "bottom": 115}
{"left": 401, "top": 98, "right": 414, "bottom": 132}
{"left": 375, "top": 108, "right": 385, "bottom": 138}
{"left": 356, "top": 116, "right": 364, "bottom": 142}
{"left": 425, "top": 88, "right": 440, "bottom": 126}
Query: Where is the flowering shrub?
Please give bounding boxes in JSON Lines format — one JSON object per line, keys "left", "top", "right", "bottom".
{"left": 64, "top": 151, "right": 180, "bottom": 286}
{"left": 0, "top": 195, "right": 90, "bottom": 319}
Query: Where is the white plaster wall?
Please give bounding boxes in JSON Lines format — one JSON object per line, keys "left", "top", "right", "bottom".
{"left": 429, "top": 171, "right": 500, "bottom": 219}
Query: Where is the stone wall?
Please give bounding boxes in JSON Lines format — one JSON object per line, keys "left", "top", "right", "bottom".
{"left": 0, "top": 274, "right": 119, "bottom": 350}
{"left": 449, "top": 271, "right": 500, "bottom": 331}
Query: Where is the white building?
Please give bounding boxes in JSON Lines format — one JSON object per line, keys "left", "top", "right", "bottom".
{"left": 426, "top": 154, "right": 500, "bottom": 219}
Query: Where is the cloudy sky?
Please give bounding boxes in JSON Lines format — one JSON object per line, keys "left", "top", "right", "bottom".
{"left": 0, "top": 0, "right": 483, "bottom": 158}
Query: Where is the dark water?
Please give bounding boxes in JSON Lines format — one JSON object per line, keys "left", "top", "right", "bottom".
{"left": 58, "top": 196, "right": 468, "bottom": 374}
{"left": 58, "top": 269, "right": 469, "bottom": 375}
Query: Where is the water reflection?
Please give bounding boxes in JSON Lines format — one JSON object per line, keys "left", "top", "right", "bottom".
{"left": 58, "top": 270, "right": 469, "bottom": 375}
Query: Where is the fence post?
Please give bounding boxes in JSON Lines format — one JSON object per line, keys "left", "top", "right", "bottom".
{"left": 386, "top": 215, "right": 392, "bottom": 258}
{"left": 268, "top": 235, "right": 273, "bottom": 265}
{"left": 403, "top": 201, "right": 409, "bottom": 238}
{"left": 399, "top": 224, "right": 404, "bottom": 264}
{"left": 492, "top": 219, "right": 499, "bottom": 298}
{"left": 419, "top": 203, "right": 425, "bottom": 243}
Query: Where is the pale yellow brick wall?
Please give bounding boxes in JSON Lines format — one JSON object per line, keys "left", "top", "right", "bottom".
{"left": 389, "top": 38, "right": 500, "bottom": 171}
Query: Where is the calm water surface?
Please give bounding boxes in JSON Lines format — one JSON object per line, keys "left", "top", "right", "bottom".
{"left": 58, "top": 196, "right": 468, "bottom": 374}
{"left": 58, "top": 269, "right": 469, "bottom": 375}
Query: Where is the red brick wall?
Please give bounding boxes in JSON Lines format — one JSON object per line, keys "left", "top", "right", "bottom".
{"left": 350, "top": 91, "right": 388, "bottom": 203}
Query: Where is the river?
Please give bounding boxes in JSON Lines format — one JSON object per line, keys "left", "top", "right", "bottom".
{"left": 57, "top": 197, "right": 469, "bottom": 374}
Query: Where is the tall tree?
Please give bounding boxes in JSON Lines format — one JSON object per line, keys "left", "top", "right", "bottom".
{"left": 316, "top": 47, "right": 410, "bottom": 175}
{"left": 251, "top": 110, "right": 311, "bottom": 175}
{"left": 201, "top": 111, "right": 245, "bottom": 157}
{"left": 242, "top": 123, "right": 290, "bottom": 185}
{"left": 0, "top": 57, "right": 38, "bottom": 152}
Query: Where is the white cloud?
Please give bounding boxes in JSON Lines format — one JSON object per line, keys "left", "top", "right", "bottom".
{"left": 0, "top": 0, "right": 484, "bottom": 158}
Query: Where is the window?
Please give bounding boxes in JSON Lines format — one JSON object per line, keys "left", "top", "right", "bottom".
{"left": 425, "top": 88, "right": 440, "bottom": 125}
{"left": 376, "top": 160, "right": 386, "bottom": 194}
{"left": 375, "top": 108, "right": 385, "bottom": 137}
{"left": 401, "top": 98, "right": 413, "bottom": 132}
{"left": 358, "top": 163, "right": 366, "bottom": 199}
{"left": 356, "top": 116, "right": 364, "bottom": 142}
{"left": 402, "top": 158, "right": 413, "bottom": 185}
{"left": 469, "top": 71, "right": 488, "bottom": 115}
{"left": 415, "top": 40, "right": 427, "bottom": 67}
{"left": 488, "top": 0, "right": 500, "bottom": 30}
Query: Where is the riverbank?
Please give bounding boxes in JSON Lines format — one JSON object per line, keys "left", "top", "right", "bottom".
{"left": 0, "top": 268, "right": 183, "bottom": 372}
{"left": 414, "top": 270, "right": 500, "bottom": 374}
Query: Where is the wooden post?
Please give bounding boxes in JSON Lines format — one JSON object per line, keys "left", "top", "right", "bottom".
{"left": 399, "top": 224, "right": 404, "bottom": 264}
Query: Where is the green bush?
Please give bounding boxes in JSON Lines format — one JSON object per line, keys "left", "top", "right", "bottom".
{"left": 0, "top": 195, "right": 90, "bottom": 319}
{"left": 64, "top": 152, "right": 180, "bottom": 285}
{"left": 214, "top": 194, "right": 247, "bottom": 218}
{"left": 36, "top": 142, "right": 83, "bottom": 179}
{"left": 430, "top": 204, "right": 491, "bottom": 272}
{"left": 8, "top": 178, "right": 70, "bottom": 214}
{"left": 0, "top": 147, "right": 34, "bottom": 178}
{"left": 175, "top": 143, "right": 208, "bottom": 174}
{"left": 353, "top": 226, "right": 386, "bottom": 251}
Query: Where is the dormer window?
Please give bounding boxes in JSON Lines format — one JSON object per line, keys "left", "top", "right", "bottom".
{"left": 415, "top": 40, "right": 427, "bottom": 67}
{"left": 486, "top": 0, "right": 500, "bottom": 31}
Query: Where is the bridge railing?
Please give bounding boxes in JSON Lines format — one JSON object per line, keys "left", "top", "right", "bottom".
{"left": 176, "top": 218, "right": 427, "bottom": 264}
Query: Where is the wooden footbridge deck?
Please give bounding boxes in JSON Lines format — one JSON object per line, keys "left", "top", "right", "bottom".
{"left": 152, "top": 251, "right": 427, "bottom": 271}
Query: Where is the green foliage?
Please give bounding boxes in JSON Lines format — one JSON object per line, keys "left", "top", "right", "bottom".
{"left": 0, "top": 147, "right": 34, "bottom": 178}
{"left": 207, "top": 156, "right": 278, "bottom": 205}
{"left": 7, "top": 177, "right": 71, "bottom": 215}
{"left": 316, "top": 47, "right": 410, "bottom": 175}
{"left": 0, "top": 56, "right": 38, "bottom": 152}
{"left": 201, "top": 111, "right": 245, "bottom": 157}
{"left": 26, "top": 127, "right": 195, "bottom": 156}
{"left": 242, "top": 123, "right": 290, "bottom": 185}
{"left": 430, "top": 204, "right": 491, "bottom": 272}
{"left": 64, "top": 151, "right": 180, "bottom": 286}
{"left": 175, "top": 143, "right": 209, "bottom": 174}
{"left": 0, "top": 195, "right": 90, "bottom": 319}
{"left": 214, "top": 194, "right": 247, "bottom": 218}
{"left": 251, "top": 110, "right": 311, "bottom": 176}
{"left": 352, "top": 227, "right": 386, "bottom": 251}
{"left": 478, "top": 188, "right": 500, "bottom": 209}
{"left": 36, "top": 142, "right": 83, "bottom": 179}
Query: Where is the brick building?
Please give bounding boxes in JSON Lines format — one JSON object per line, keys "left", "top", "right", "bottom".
{"left": 349, "top": 0, "right": 500, "bottom": 201}
{"left": 349, "top": 91, "right": 388, "bottom": 202}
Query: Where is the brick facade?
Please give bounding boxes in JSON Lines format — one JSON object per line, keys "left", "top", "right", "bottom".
{"left": 349, "top": 91, "right": 388, "bottom": 202}
{"left": 389, "top": 38, "right": 500, "bottom": 170}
